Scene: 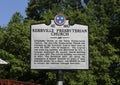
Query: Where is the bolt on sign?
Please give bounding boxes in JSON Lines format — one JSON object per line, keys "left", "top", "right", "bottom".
{"left": 31, "top": 14, "right": 89, "bottom": 70}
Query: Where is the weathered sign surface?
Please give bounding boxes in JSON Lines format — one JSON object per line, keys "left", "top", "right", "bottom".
{"left": 31, "top": 19, "right": 89, "bottom": 69}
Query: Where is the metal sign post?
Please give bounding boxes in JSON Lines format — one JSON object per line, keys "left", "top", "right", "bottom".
{"left": 57, "top": 70, "right": 64, "bottom": 85}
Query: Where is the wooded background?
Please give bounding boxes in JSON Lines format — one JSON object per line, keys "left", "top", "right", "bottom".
{"left": 0, "top": 0, "right": 120, "bottom": 85}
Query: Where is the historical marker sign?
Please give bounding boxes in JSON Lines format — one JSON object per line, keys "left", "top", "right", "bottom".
{"left": 31, "top": 15, "right": 89, "bottom": 70}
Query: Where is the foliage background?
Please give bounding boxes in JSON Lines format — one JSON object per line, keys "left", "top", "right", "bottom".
{"left": 0, "top": 0, "right": 120, "bottom": 85}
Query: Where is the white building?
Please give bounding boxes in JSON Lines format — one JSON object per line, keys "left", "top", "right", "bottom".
{"left": 0, "top": 59, "right": 8, "bottom": 65}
